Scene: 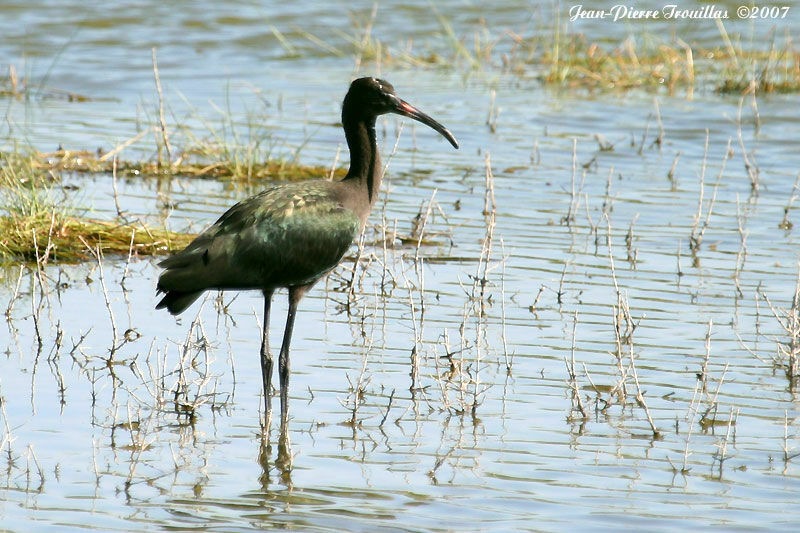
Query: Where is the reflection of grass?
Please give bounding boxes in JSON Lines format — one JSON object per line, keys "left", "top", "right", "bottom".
{"left": 0, "top": 150, "right": 193, "bottom": 262}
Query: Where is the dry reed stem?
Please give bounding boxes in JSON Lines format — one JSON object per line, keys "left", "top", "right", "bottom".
{"left": 0, "top": 379, "right": 13, "bottom": 457}
{"left": 565, "top": 310, "right": 587, "bottom": 419}
{"left": 563, "top": 139, "right": 578, "bottom": 225}
{"left": 486, "top": 89, "right": 498, "bottom": 133}
{"left": 629, "top": 344, "right": 660, "bottom": 438}
{"left": 677, "top": 381, "right": 702, "bottom": 473}
{"left": 699, "top": 319, "right": 713, "bottom": 388}
{"left": 667, "top": 152, "right": 681, "bottom": 189}
{"left": 690, "top": 134, "right": 729, "bottom": 255}
{"left": 350, "top": 3, "right": 379, "bottom": 76}
{"left": 779, "top": 173, "right": 800, "bottom": 231}
{"left": 653, "top": 98, "right": 664, "bottom": 148}
{"left": 111, "top": 155, "right": 126, "bottom": 220}
{"left": 529, "top": 285, "right": 545, "bottom": 315}
{"left": 343, "top": 346, "right": 372, "bottom": 427}
{"left": 637, "top": 112, "right": 651, "bottom": 156}
{"left": 689, "top": 131, "right": 709, "bottom": 252}
{"left": 379, "top": 389, "right": 395, "bottom": 428}
{"left": 24, "top": 444, "right": 45, "bottom": 492}
{"left": 713, "top": 406, "right": 738, "bottom": 476}
{"left": 700, "top": 362, "right": 730, "bottom": 427}
{"left": 152, "top": 47, "right": 172, "bottom": 166}
{"left": 737, "top": 96, "right": 760, "bottom": 191}
{"left": 5, "top": 264, "right": 25, "bottom": 319}
{"left": 433, "top": 333, "right": 455, "bottom": 413}
{"left": 328, "top": 144, "right": 342, "bottom": 181}
{"left": 400, "top": 267, "right": 422, "bottom": 392}
{"left": 483, "top": 152, "right": 496, "bottom": 219}
{"left": 556, "top": 262, "right": 568, "bottom": 306}
{"left": 413, "top": 190, "right": 438, "bottom": 333}
{"left": 625, "top": 214, "right": 639, "bottom": 268}
{"left": 783, "top": 411, "right": 800, "bottom": 463}
{"left": 499, "top": 238, "right": 511, "bottom": 373}
{"left": 756, "top": 264, "right": 800, "bottom": 381}
{"left": 347, "top": 230, "right": 366, "bottom": 305}
{"left": 80, "top": 239, "right": 119, "bottom": 357}
{"left": 733, "top": 195, "right": 749, "bottom": 297}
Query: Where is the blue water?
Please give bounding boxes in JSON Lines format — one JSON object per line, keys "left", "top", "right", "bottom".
{"left": 2, "top": 1, "right": 800, "bottom": 531}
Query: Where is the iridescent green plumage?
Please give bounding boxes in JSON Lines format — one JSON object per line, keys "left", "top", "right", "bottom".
{"left": 157, "top": 181, "right": 360, "bottom": 313}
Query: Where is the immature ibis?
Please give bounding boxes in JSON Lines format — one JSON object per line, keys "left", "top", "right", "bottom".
{"left": 156, "top": 77, "right": 458, "bottom": 427}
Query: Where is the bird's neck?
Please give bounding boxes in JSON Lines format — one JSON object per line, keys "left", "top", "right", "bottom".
{"left": 343, "top": 115, "right": 382, "bottom": 205}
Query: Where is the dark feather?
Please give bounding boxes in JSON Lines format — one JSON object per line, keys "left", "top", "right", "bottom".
{"left": 156, "top": 180, "right": 361, "bottom": 314}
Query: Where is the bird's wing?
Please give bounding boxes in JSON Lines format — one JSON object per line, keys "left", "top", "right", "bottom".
{"left": 157, "top": 182, "right": 361, "bottom": 292}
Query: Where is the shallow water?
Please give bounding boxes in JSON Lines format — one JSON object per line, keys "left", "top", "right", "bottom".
{"left": 3, "top": 1, "right": 800, "bottom": 531}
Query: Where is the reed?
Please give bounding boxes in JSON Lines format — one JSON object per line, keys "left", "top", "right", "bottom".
{"left": 0, "top": 149, "right": 194, "bottom": 262}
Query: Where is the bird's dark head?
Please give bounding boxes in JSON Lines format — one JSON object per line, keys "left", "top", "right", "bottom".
{"left": 344, "top": 77, "right": 459, "bottom": 149}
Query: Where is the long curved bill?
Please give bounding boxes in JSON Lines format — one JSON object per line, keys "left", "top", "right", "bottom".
{"left": 391, "top": 96, "right": 459, "bottom": 149}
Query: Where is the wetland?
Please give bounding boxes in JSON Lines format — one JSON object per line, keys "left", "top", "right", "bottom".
{"left": 2, "top": 1, "right": 800, "bottom": 530}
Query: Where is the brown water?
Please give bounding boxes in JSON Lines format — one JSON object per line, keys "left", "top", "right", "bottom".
{"left": 2, "top": 1, "right": 800, "bottom": 531}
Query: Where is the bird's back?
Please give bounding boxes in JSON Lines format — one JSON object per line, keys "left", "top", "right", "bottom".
{"left": 156, "top": 180, "right": 361, "bottom": 313}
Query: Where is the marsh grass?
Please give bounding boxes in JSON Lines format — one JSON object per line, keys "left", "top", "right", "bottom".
{"left": 329, "top": 7, "right": 800, "bottom": 94}
{"left": 26, "top": 147, "right": 345, "bottom": 182}
{"left": 529, "top": 30, "right": 799, "bottom": 94}
{"left": 0, "top": 149, "right": 194, "bottom": 262}
{"left": 0, "top": 214, "right": 194, "bottom": 262}
{"left": 0, "top": 96, "right": 346, "bottom": 262}
{"left": 514, "top": 26, "right": 798, "bottom": 94}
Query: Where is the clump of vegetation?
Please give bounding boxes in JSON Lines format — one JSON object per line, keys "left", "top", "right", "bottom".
{"left": 27, "top": 148, "right": 345, "bottom": 182}
{"left": 516, "top": 30, "right": 799, "bottom": 95}
{"left": 0, "top": 114, "right": 347, "bottom": 262}
{"left": 311, "top": 7, "right": 800, "bottom": 94}
{"left": 0, "top": 150, "right": 194, "bottom": 262}
{"left": 0, "top": 214, "right": 194, "bottom": 263}
{"left": 0, "top": 81, "right": 349, "bottom": 262}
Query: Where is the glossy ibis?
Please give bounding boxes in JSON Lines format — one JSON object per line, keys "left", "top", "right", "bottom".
{"left": 156, "top": 77, "right": 459, "bottom": 427}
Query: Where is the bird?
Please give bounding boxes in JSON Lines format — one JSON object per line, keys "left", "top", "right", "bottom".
{"left": 156, "top": 77, "right": 459, "bottom": 428}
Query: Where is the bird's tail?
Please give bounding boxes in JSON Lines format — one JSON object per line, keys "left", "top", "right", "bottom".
{"left": 155, "top": 290, "right": 203, "bottom": 315}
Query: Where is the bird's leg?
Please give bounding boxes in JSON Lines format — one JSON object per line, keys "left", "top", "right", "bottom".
{"left": 278, "top": 285, "right": 310, "bottom": 427}
{"left": 260, "top": 288, "right": 275, "bottom": 430}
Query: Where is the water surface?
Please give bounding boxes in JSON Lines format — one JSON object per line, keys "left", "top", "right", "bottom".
{"left": 2, "top": 1, "right": 800, "bottom": 531}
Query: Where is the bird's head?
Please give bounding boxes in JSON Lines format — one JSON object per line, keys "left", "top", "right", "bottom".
{"left": 344, "top": 77, "right": 459, "bottom": 149}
